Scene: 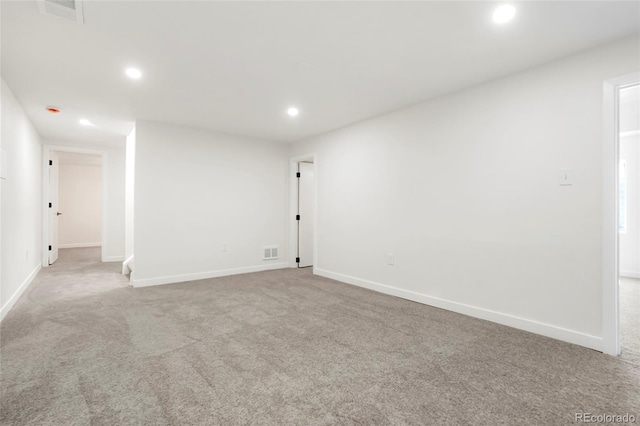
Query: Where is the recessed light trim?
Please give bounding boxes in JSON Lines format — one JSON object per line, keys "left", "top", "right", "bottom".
{"left": 492, "top": 4, "right": 516, "bottom": 24}
{"left": 79, "top": 119, "right": 93, "bottom": 126}
{"left": 125, "top": 67, "right": 142, "bottom": 79}
{"left": 287, "top": 107, "right": 299, "bottom": 117}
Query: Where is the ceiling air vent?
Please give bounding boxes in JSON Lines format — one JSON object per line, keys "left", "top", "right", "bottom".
{"left": 38, "top": 0, "right": 84, "bottom": 24}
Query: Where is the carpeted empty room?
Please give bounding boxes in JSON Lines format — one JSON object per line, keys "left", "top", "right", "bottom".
{"left": 2, "top": 1, "right": 640, "bottom": 425}
{"left": 1, "top": 248, "right": 639, "bottom": 424}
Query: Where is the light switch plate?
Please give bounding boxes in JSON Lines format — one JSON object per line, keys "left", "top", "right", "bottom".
{"left": 559, "top": 168, "right": 572, "bottom": 186}
{"left": 387, "top": 253, "right": 395, "bottom": 266}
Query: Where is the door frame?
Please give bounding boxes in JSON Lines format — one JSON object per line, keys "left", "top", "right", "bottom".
{"left": 288, "top": 153, "right": 317, "bottom": 269}
{"left": 42, "top": 145, "right": 107, "bottom": 266}
{"left": 602, "top": 72, "right": 640, "bottom": 356}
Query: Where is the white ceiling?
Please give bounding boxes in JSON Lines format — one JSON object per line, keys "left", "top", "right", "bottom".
{"left": 2, "top": 1, "right": 639, "bottom": 145}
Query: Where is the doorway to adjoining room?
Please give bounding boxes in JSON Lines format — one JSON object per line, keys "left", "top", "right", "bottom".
{"left": 46, "top": 149, "right": 103, "bottom": 266}
{"left": 618, "top": 84, "right": 640, "bottom": 361}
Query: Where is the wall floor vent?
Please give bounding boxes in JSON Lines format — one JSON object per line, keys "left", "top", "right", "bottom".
{"left": 263, "top": 246, "right": 279, "bottom": 260}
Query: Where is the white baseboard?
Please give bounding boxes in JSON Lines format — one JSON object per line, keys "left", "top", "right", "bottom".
{"left": 102, "top": 255, "right": 125, "bottom": 263}
{"left": 620, "top": 270, "right": 640, "bottom": 279}
{"left": 315, "top": 268, "right": 603, "bottom": 352}
{"left": 122, "top": 255, "right": 134, "bottom": 275}
{"left": 1, "top": 264, "right": 41, "bottom": 322}
{"left": 59, "top": 243, "right": 101, "bottom": 248}
{"left": 132, "top": 262, "right": 289, "bottom": 288}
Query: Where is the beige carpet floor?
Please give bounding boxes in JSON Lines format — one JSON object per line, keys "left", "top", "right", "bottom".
{"left": 1, "top": 248, "right": 639, "bottom": 425}
{"left": 620, "top": 277, "right": 640, "bottom": 366}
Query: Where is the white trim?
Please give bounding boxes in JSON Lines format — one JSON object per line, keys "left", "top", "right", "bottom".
{"left": 620, "top": 271, "right": 640, "bottom": 279}
{"left": 316, "top": 268, "right": 603, "bottom": 352}
{"left": 619, "top": 130, "right": 640, "bottom": 138}
{"left": 102, "top": 255, "right": 125, "bottom": 263}
{"left": 288, "top": 153, "right": 317, "bottom": 269}
{"left": 131, "top": 262, "right": 289, "bottom": 288}
{"left": 59, "top": 243, "right": 101, "bottom": 249}
{"left": 0, "top": 264, "right": 41, "bottom": 322}
{"left": 122, "top": 255, "right": 134, "bottom": 275}
{"left": 602, "top": 72, "right": 640, "bottom": 357}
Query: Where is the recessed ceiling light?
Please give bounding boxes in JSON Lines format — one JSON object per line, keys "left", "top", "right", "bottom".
{"left": 287, "top": 107, "right": 299, "bottom": 117}
{"left": 79, "top": 119, "right": 93, "bottom": 126}
{"left": 125, "top": 67, "right": 142, "bottom": 79}
{"left": 492, "top": 5, "right": 516, "bottom": 24}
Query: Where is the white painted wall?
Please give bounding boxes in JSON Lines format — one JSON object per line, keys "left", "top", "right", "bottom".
{"left": 1, "top": 78, "right": 42, "bottom": 320}
{"left": 132, "top": 120, "right": 288, "bottom": 287}
{"left": 44, "top": 139, "right": 126, "bottom": 262}
{"left": 103, "top": 145, "right": 125, "bottom": 262}
{"left": 620, "top": 134, "right": 640, "bottom": 278}
{"left": 289, "top": 36, "right": 640, "bottom": 351}
{"left": 124, "top": 128, "right": 136, "bottom": 270}
{"left": 58, "top": 164, "right": 102, "bottom": 248}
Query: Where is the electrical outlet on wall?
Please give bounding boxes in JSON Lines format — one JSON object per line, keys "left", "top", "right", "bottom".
{"left": 387, "top": 253, "right": 395, "bottom": 266}
{"left": 222, "top": 244, "right": 228, "bottom": 253}
{"left": 559, "top": 168, "right": 573, "bottom": 186}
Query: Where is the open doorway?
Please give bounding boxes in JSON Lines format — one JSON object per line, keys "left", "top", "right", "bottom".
{"left": 602, "top": 72, "right": 640, "bottom": 356}
{"left": 618, "top": 84, "right": 640, "bottom": 360}
{"left": 289, "top": 154, "right": 316, "bottom": 269}
{"left": 297, "top": 161, "right": 315, "bottom": 268}
{"left": 43, "top": 146, "right": 106, "bottom": 266}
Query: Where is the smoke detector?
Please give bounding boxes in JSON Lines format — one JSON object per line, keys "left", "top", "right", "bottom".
{"left": 38, "top": 0, "right": 84, "bottom": 24}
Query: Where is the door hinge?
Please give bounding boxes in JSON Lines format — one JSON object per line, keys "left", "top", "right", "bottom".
{"left": 49, "top": 203, "right": 52, "bottom": 208}
{"left": 296, "top": 214, "right": 300, "bottom": 221}
{"left": 48, "top": 245, "right": 52, "bottom": 251}
{"left": 296, "top": 172, "right": 300, "bottom": 178}
{"left": 296, "top": 257, "right": 300, "bottom": 263}
{"left": 49, "top": 160, "right": 53, "bottom": 166}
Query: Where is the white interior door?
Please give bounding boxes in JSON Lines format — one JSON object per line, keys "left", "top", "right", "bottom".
{"left": 298, "top": 162, "right": 314, "bottom": 268}
{"left": 48, "top": 151, "right": 59, "bottom": 265}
